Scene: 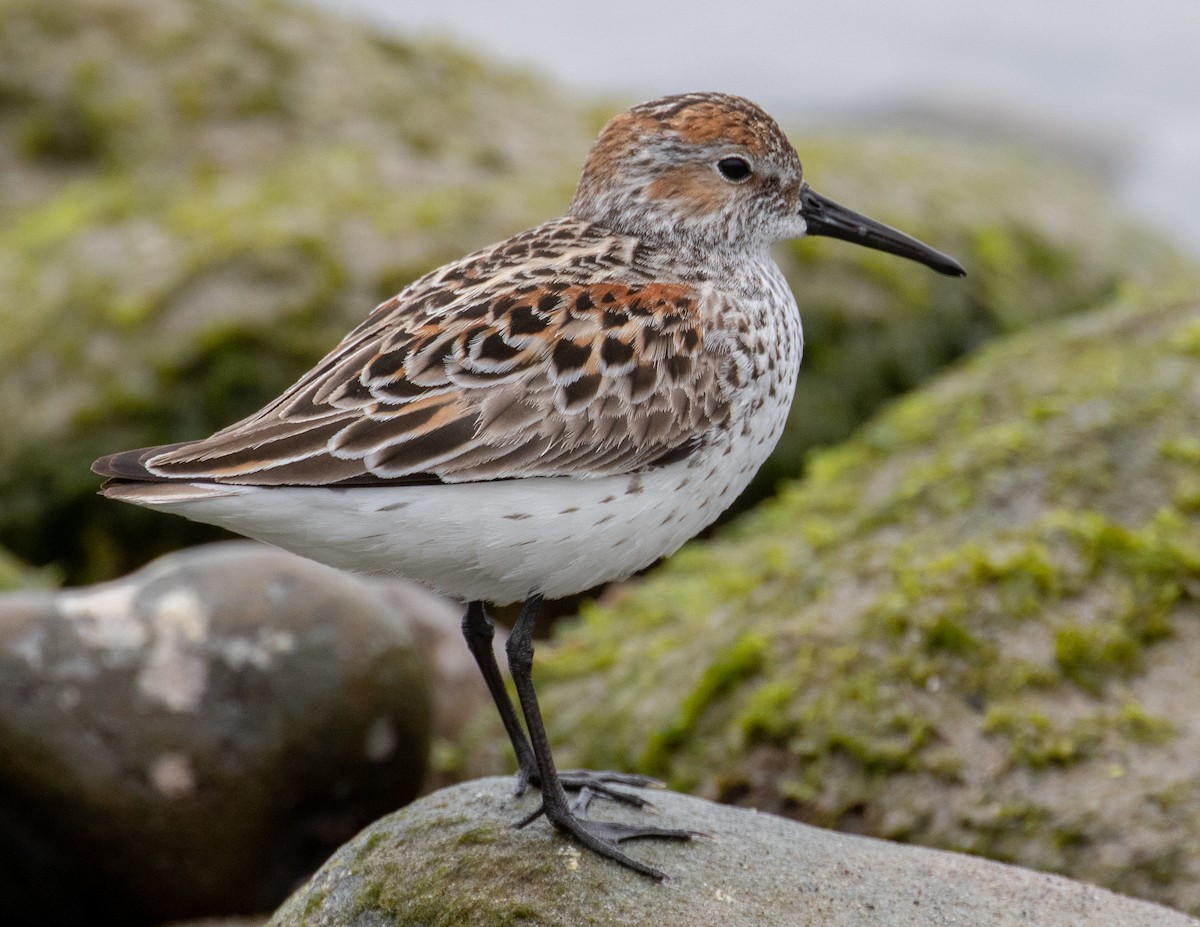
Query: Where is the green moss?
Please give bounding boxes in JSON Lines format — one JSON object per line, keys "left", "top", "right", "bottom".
{"left": 353, "top": 831, "right": 386, "bottom": 864}
{"left": 925, "top": 616, "right": 981, "bottom": 658}
{"left": 0, "top": 546, "right": 61, "bottom": 591}
{"left": 824, "top": 708, "right": 934, "bottom": 774}
{"left": 456, "top": 824, "right": 503, "bottom": 846}
{"left": 18, "top": 99, "right": 109, "bottom": 162}
{"left": 1054, "top": 625, "right": 1141, "bottom": 693}
{"left": 957, "top": 800, "right": 1051, "bottom": 863}
{"left": 1168, "top": 319, "right": 1200, "bottom": 357}
{"left": 1161, "top": 436, "right": 1200, "bottom": 464}
{"left": 642, "top": 632, "right": 767, "bottom": 775}
{"left": 301, "top": 889, "right": 327, "bottom": 919}
{"left": 1150, "top": 781, "right": 1196, "bottom": 813}
{"left": 983, "top": 707, "right": 1098, "bottom": 769}
{"left": 350, "top": 880, "right": 384, "bottom": 919}
{"left": 339, "top": 825, "right": 564, "bottom": 927}
{"left": 739, "top": 680, "right": 799, "bottom": 743}
{"left": 1117, "top": 847, "right": 1189, "bottom": 893}
{"left": 1111, "top": 700, "right": 1175, "bottom": 746}
{"left": 13, "top": 59, "right": 137, "bottom": 166}
{"left": 1051, "top": 823, "right": 1091, "bottom": 852}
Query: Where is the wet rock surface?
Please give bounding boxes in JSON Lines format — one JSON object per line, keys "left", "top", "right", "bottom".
{"left": 269, "top": 777, "right": 1200, "bottom": 927}
{"left": 0, "top": 542, "right": 434, "bottom": 926}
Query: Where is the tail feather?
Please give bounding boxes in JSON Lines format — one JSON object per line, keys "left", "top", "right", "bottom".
{"left": 92, "top": 443, "right": 193, "bottom": 482}
{"left": 92, "top": 443, "right": 445, "bottom": 489}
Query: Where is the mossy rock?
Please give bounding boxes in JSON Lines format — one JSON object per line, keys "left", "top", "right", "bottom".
{"left": 493, "top": 296, "right": 1200, "bottom": 915}
{"left": 0, "top": 0, "right": 596, "bottom": 207}
{"left": 268, "top": 777, "right": 1198, "bottom": 927}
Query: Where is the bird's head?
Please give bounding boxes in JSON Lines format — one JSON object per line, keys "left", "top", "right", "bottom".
{"left": 571, "top": 92, "right": 964, "bottom": 276}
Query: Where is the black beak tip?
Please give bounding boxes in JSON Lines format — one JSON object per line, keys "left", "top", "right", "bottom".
{"left": 934, "top": 255, "right": 967, "bottom": 278}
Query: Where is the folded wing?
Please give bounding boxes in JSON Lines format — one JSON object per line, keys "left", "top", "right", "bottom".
{"left": 94, "top": 229, "right": 735, "bottom": 487}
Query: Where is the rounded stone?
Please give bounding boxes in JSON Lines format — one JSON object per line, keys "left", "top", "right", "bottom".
{"left": 0, "top": 541, "right": 433, "bottom": 923}
{"left": 269, "top": 777, "right": 1199, "bottom": 927}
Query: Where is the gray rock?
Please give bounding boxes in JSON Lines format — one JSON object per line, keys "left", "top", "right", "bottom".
{"left": 269, "top": 777, "right": 1199, "bottom": 927}
{"left": 0, "top": 541, "right": 433, "bottom": 924}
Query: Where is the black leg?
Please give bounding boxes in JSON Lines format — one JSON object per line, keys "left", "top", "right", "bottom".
{"left": 462, "top": 600, "right": 538, "bottom": 792}
{"left": 461, "top": 601, "right": 659, "bottom": 806}
{"left": 504, "top": 595, "right": 699, "bottom": 880}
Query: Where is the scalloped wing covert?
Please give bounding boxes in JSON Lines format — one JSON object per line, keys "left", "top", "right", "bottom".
{"left": 123, "top": 220, "right": 736, "bottom": 486}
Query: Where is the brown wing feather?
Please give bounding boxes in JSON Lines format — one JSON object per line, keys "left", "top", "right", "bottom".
{"left": 95, "top": 220, "right": 736, "bottom": 487}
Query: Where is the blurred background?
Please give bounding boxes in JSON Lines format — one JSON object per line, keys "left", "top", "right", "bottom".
{"left": 2, "top": 1, "right": 1199, "bottom": 925}
{"left": 326, "top": 0, "right": 1200, "bottom": 249}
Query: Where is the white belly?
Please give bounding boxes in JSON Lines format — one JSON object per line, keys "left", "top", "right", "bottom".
{"left": 119, "top": 429, "right": 772, "bottom": 605}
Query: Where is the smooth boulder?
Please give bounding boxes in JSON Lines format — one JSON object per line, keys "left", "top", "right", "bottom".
{"left": 269, "top": 777, "right": 1199, "bottom": 927}
{"left": 0, "top": 542, "right": 433, "bottom": 925}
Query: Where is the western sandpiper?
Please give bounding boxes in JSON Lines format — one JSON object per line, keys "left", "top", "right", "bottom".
{"left": 94, "top": 92, "right": 964, "bottom": 878}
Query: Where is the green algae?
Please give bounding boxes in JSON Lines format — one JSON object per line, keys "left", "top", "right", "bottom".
{"left": 339, "top": 820, "right": 565, "bottom": 927}
{"left": 301, "top": 889, "right": 326, "bottom": 919}
{"left": 354, "top": 831, "right": 386, "bottom": 862}
{"left": 642, "top": 632, "right": 767, "bottom": 775}
{"left": 982, "top": 706, "right": 1101, "bottom": 768}
{"left": 456, "top": 823, "right": 504, "bottom": 846}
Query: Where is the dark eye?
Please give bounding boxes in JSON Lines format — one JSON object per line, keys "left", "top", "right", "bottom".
{"left": 716, "top": 157, "right": 752, "bottom": 182}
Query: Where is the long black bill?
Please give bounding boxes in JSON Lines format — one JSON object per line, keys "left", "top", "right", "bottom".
{"left": 800, "top": 184, "right": 966, "bottom": 277}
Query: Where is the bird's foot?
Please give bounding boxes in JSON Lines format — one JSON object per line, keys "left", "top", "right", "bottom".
{"left": 517, "top": 797, "right": 701, "bottom": 880}
{"left": 514, "top": 767, "right": 662, "bottom": 811}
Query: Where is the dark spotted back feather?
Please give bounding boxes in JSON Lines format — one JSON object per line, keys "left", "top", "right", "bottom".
{"left": 96, "top": 217, "right": 737, "bottom": 487}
